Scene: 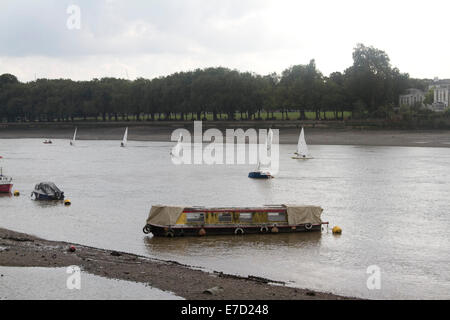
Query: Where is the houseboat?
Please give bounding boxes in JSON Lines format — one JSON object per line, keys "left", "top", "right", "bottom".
{"left": 143, "top": 205, "right": 327, "bottom": 237}
{"left": 0, "top": 168, "right": 13, "bottom": 194}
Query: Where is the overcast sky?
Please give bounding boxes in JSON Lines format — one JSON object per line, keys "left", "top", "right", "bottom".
{"left": 1, "top": 0, "right": 449, "bottom": 82}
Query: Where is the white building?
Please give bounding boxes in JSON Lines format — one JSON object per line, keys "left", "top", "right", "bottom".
{"left": 399, "top": 88, "right": 425, "bottom": 106}
{"left": 398, "top": 79, "right": 450, "bottom": 112}
{"left": 430, "top": 84, "right": 450, "bottom": 108}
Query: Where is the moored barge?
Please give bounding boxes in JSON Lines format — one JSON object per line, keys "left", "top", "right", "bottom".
{"left": 143, "top": 205, "right": 328, "bottom": 237}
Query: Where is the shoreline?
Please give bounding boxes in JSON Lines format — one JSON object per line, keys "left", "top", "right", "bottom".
{"left": 1, "top": 123, "right": 450, "bottom": 148}
{"left": 0, "top": 227, "right": 354, "bottom": 300}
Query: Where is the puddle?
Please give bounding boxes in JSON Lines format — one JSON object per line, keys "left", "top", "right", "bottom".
{"left": 0, "top": 266, "right": 184, "bottom": 300}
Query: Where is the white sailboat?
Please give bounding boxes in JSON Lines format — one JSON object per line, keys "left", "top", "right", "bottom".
{"left": 170, "top": 134, "right": 182, "bottom": 157}
{"left": 121, "top": 127, "right": 128, "bottom": 147}
{"left": 292, "top": 127, "right": 312, "bottom": 159}
{"left": 70, "top": 127, "right": 77, "bottom": 146}
{"left": 249, "top": 129, "right": 274, "bottom": 179}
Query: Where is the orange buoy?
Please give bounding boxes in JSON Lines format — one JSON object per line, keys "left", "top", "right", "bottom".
{"left": 198, "top": 228, "right": 206, "bottom": 236}
{"left": 271, "top": 226, "right": 279, "bottom": 233}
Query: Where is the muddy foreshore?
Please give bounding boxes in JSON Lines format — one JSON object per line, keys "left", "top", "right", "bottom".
{"left": 1, "top": 121, "right": 450, "bottom": 148}
{"left": 0, "top": 227, "right": 355, "bottom": 300}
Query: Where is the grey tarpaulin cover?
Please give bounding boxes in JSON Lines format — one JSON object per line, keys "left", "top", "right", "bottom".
{"left": 146, "top": 205, "right": 185, "bottom": 226}
{"left": 284, "top": 205, "right": 323, "bottom": 225}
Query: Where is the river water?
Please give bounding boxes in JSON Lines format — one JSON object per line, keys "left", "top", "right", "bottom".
{"left": 0, "top": 139, "right": 449, "bottom": 299}
{"left": 0, "top": 266, "right": 182, "bottom": 300}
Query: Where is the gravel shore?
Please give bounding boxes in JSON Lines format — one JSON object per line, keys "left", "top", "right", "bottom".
{"left": 0, "top": 227, "right": 354, "bottom": 300}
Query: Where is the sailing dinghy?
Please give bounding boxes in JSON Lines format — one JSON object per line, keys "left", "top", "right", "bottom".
{"left": 249, "top": 129, "right": 274, "bottom": 179}
{"left": 170, "top": 134, "right": 182, "bottom": 157}
{"left": 70, "top": 127, "right": 77, "bottom": 146}
{"left": 292, "top": 127, "right": 312, "bottom": 159}
{"left": 120, "top": 127, "right": 128, "bottom": 147}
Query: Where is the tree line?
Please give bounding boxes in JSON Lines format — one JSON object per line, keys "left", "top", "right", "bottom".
{"left": 0, "top": 44, "right": 431, "bottom": 123}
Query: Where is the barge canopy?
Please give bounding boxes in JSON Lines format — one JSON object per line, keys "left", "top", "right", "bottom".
{"left": 285, "top": 205, "right": 323, "bottom": 225}
{"left": 146, "top": 205, "right": 185, "bottom": 226}
{"left": 146, "top": 204, "right": 323, "bottom": 226}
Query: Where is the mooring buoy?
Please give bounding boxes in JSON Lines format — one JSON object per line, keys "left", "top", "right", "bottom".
{"left": 332, "top": 226, "right": 342, "bottom": 235}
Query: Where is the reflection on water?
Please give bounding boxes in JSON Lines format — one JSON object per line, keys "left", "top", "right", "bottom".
{"left": 144, "top": 232, "right": 323, "bottom": 255}
{"left": 31, "top": 200, "right": 65, "bottom": 208}
{"left": 1, "top": 139, "right": 450, "bottom": 299}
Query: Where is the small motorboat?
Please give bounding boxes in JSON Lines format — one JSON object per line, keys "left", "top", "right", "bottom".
{"left": 0, "top": 168, "right": 13, "bottom": 194}
{"left": 143, "top": 204, "right": 328, "bottom": 237}
{"left": 31, "top": 182, "right": 65, "bottom": 200}
{"left": 43, "top": 139, "right": 53, "bottom": 144}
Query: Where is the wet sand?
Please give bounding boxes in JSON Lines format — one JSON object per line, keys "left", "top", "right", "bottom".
{"left": 0, "top": 227, "right": 354, "bottom": 300}
{"left": 1, "top": 122, "right": 450, "bottom": 148}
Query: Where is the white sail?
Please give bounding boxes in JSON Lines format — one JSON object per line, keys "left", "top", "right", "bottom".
{"left": 258, "top": 128, "right": 273, "bottom": 173}
{"left": 121, "top": 127, "right": 128, "bottom": 147}
{"left": 296, "top": 127, "right": 309, "bottom": 157}
{"left": 266, "top": 128, "right": 273, "bottom": 152}
{"left": 171, "top": 134, "right": 182, "bottom": 157}
{"left": 70, "top": 127, "right": 77, "bottom": 146}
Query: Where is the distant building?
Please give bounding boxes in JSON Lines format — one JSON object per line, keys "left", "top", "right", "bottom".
{"left": 399, "top": 88, "right": 425, "bottom": 107}
{"left": 398, "top": 79, "right": 450, "bottom": 113}
{"left": 429, "top": 79, "right": 450, "bottom": 109}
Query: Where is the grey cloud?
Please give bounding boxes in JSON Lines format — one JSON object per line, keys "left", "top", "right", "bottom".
{"left": 0, "top": 0, "right": 274, "bottom": 57}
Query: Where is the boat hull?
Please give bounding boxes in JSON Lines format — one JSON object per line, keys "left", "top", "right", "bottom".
{"left": 0, "top": 184, "right": 13, "bottom": 193}
{"left": 32, "top": 192, "right": 64, "bottom": 201}
{"left": 146, "top": 223, "right": 324, "bottom": 237}
{"left": 248, "top": 172, "right": 272, "bottom": 179}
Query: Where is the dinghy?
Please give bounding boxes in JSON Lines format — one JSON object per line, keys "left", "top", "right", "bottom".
{"left": 249, "top": 129, "right": 274, "bottom": 179}
{"left": 292, "top": 127, "right": 312, "bottom": 159}
{"left": 120, "top": 127, "right": 128, "bottom": 147}
{"left": 248, "top": 161, "right": 273, "bottom": 179}
{"left": 70, "top": 127, "right": 77, "bottom": 146}
{"left": 170, "top": 134, "right": 182, "bottom": 157}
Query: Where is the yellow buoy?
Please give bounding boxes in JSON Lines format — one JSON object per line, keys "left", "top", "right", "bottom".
{"left": 64, "top": 199, "right": 71, "bottom": 206}
{"left": 332, "top": 226, "right": 342, "bottom": 235}
{"left": 13, "top": 190, "right": 20, "bottom": 196}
